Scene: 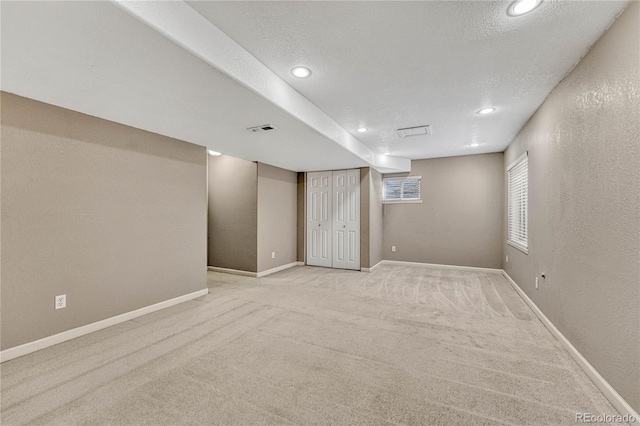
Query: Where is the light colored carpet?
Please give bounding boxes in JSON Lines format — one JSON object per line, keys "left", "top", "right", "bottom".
{"left": 1, "top": 265, "right": 616, "bottom": 425}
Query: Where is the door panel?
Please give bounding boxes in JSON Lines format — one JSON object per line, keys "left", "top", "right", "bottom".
{"left": 321, "top": 228, "right": 330, "bottom": 259}
{"left": 310, "top": 229, "right": 316, "bottom": 258}
{"left": 345, "top": 169, "right": 361, "bottom": 270}
{"left": 332, "top": 169, "right": 360, "bottom": 270}
{"left": 307, "top": 171, "right": 332, "bottom": 267}
{"left": 334, "top": 230, "right": 343, "bottom": 261}
{"left": 321, "top": 191, "right": 329, "bottom": 222}
{"left": 348, "top": 230, "right": 357, "bottom": 262}
{"left": 332, "top": 171, "right": 346, "bottom": 269}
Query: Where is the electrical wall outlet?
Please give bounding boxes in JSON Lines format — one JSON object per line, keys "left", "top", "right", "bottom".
{"left": 506, "top": 255, "right": 509, "bottom": 263}
{"left": 391, "top": 246, "right": 396, "bottom": 253}
{"left": 55, "top": 294, "right": 66, "bottom": 310}
{"left": 535, "top": 277, "right": 539, "bottom": 290}
{"left": 271, "top": 251, "right": 276, "bottom": 259}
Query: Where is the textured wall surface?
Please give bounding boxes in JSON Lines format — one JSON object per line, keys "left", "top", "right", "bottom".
{"left": 1, "top": 92, "right": 207, "bottom": 350}
{"left": 503, "top": 2, "right": 639, "bottom": 411}
{"left": 384, "top": 154, "right": 504, "bottom": 269}
{"left": 257, "top": 163, "right": 298, "bottom": 272}
{"left": 208, "top": 155, "right": 257, "bottom": 272}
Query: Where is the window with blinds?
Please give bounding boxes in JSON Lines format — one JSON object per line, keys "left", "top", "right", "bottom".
{"left": 507, "top": 152, "right": 528, "bottom": 253}
{"left": 382, "top": 176, "right": 422, "bottom": 203}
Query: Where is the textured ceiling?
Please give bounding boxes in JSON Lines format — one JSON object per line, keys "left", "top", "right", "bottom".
{"left": 188, "top": 0, "right": 629, "bottom": 160}
{"left": 1, "top": 1, "right": 404, "bottom": 172}
{"left": 1, "top": 1, "right": 630, "bottom": 172}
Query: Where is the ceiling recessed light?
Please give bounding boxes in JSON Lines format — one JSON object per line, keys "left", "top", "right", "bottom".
{"left": 208, "top": 150, "right": 221, "bottom": 156}
{"left": 470, "top": 143, "right": 480, "bottom": 147}
{"left": 508, "top": 0, "right": 542, "bottom": 16}
{"left": 356, "top": 127, "right": 368, "bottom": 133}
{"left": 383, "top": 152, "right": 391, "bottom": 155}
{"left": 291, "top": 66, "right": 311, "bottom": 78}
{"left": 477, "top": 107, "right": 496, "bottom": 114}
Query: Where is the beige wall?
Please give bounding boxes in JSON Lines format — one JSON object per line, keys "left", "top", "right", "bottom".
{"left": 0, "top": 92, "right": 207, "bottom": 350}
{"left": 257, "top": 163, "right": 297, "bottom": 272}
{"left": 383, "top": 153, "right": 504, "bottom": 269}
{"left": 360, "top": 169, "right": 371, "bottom": 268}
{"left": 503, "top": 2, "right": 639, "bottom": 411}
{"left": 369, "top": 169, "right": 384, "bottom": 267}
{"left": 360, "top": 168, "right": 384, "bottom": 269}
{"left": 207, "top": 155, "right": 258, "bottom": 272}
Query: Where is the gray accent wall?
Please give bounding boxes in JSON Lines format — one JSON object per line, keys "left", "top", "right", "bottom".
{"left": 503, "top": 2, "right": 639, "bottom": 411}
{"left": 257, "top": 163, "right": 297, "bottom": 272}
{"left": 383, "top": 153, "right": 504, "bottom": 269}
{"left": 1, "top": 92, "right": 207, "bottom": 351}
{"left": 297, "top": 172, "right": 305, "bottom": 263}
{"left": 207, "top": 155, "right": 258, "bottom": 272}
{"left": 208, "top": 157, "right": 297, "bottom": 274}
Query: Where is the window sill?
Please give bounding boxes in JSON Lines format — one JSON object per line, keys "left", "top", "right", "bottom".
{"left": 382, "top": 200, "right": 423, "bottom": 204}
{"left": 507, "top": 240, "right": 528, "bottom": 254}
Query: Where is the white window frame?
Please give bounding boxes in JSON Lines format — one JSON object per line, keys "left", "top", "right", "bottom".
{"left": 507, "top": 152, "right": 528, "bottom": 253}
{"left": 382, "top": 176, "right": 422, "bottom": 204}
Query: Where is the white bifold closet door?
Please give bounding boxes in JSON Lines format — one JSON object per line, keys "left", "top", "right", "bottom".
{"left": 306, "top": 169, "right": 360, "bottom": 270}
{"left": 332, "top": 170, "right": 360, "bottom": 270}
{"left": 306, "top": 171, "right": 332, "bottom": 268}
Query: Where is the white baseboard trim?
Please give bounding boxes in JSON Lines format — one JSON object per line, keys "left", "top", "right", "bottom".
{"left": 382, "top": 260, "right": 503, "bottom": 274}
{"left": 502, "top": 271, "right": 639, "bottom": 421}
{"left": 361, "top": 260, "right": 384, "bottom": 272}
{"left": 207, "top": 266, "right": 257, "bottom": 277}
{"left": 208, "top": 262, "right": 302, "bottom": 278}
{"left": 256, "top": 261, "right": 300, "bottom": 278}
{"left": 0, "top": 288, "right": 208, "bottom": 363}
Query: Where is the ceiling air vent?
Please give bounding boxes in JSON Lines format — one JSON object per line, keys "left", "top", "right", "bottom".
{"left": 247, "top": 124, "right": 277, "bottom": 133}
{"left": 396, "top": 125, "right": 431, "bottom": 138}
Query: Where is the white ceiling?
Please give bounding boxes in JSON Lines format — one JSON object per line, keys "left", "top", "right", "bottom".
{"left": 188, "top": 0, "right": 629, "bottom": 159}
{"left": 1, "top": 1, "right": 629, "bottom": 172}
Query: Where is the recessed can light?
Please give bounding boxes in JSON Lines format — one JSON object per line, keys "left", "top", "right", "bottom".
{"left": 508, "top": 0, "right": 542, "bottom": 16}
{"left": 477, "top": 107, "right": 496, "bottom": 114}
{"left": 356, "top": 127, "right": 368, "bottom": 133}
{"left": 383, "top": 152, "right": 391, "bottom": 155}
{"left": 208, "top": 150, "right": 221, "bottom": 156}
{"left": 291, "top": 66, "right": 311, "bottom": 78}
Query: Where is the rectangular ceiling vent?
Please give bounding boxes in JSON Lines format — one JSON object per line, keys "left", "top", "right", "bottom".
{"left": 396, "top": 125, "right": 431, "bottom": 139}
{"left": 247, "top": 124, "right": 277, "bottom": 133}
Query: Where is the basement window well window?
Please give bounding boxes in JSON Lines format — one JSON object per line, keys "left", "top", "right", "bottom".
{"left": 507, "top": 152, "right": 528, "bottom": 253}
{"left": 382, "top": 176, "right": 422, "bottom": 204}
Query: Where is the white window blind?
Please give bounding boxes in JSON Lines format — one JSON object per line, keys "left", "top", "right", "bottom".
{"left": 507, "top": 152, "right": 528, "bottom": 253}
{"left": 382, "top": 176, "right": 421, "bottom": 203}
